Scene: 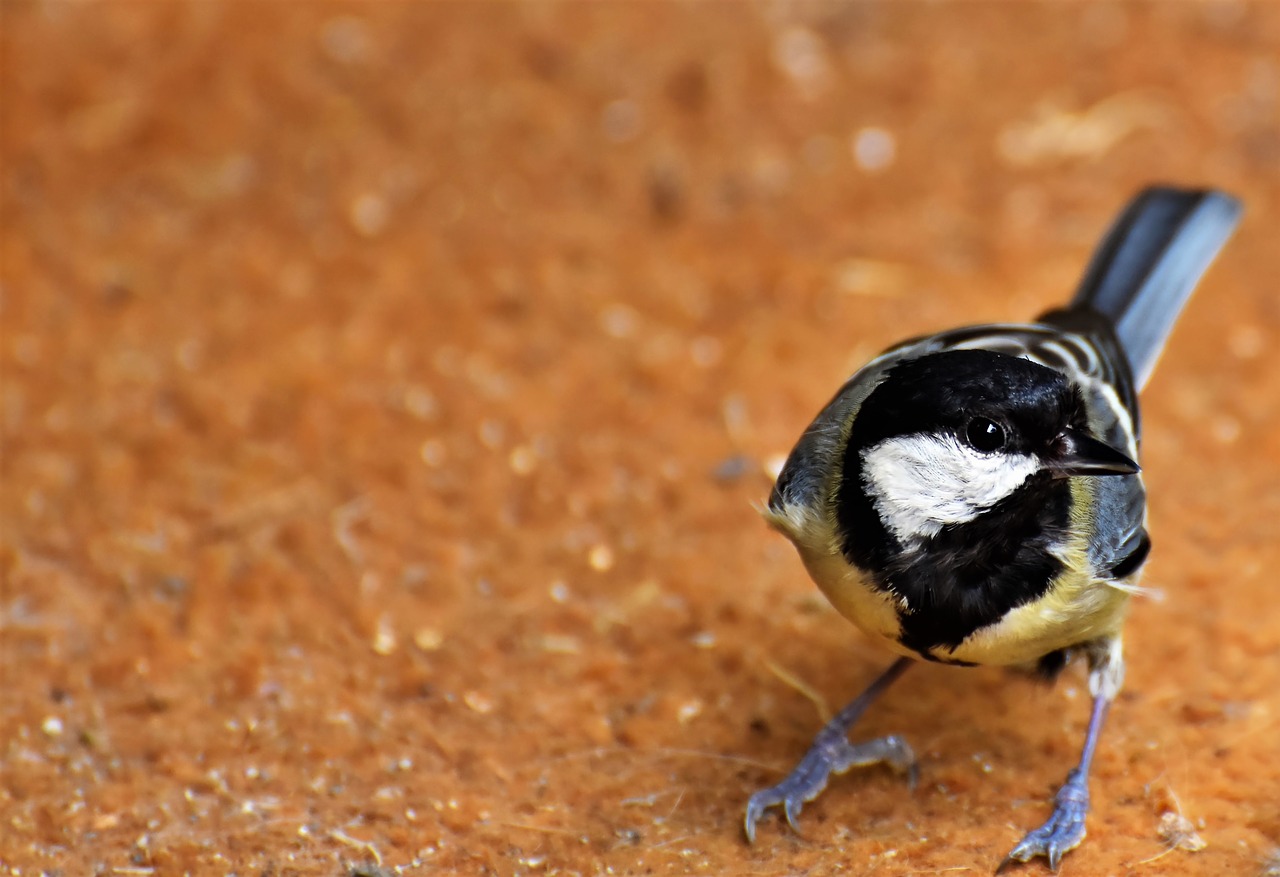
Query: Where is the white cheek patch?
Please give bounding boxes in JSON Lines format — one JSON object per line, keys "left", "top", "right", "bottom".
{"left": 861, "top": 434, "right": 1040, "bottom": 544}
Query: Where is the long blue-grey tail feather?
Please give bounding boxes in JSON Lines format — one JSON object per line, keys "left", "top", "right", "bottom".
{"left": 1067, "top": 186, "right": 1242, "bottom": 389}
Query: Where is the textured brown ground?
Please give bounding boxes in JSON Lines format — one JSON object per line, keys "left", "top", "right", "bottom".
{"left": 3, "top": 3, "right": 1279, "bottom": 875}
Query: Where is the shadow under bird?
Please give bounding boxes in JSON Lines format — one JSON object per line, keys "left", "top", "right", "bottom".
{"left": 745, "top": 186, "right": 1241, "bottom": 871}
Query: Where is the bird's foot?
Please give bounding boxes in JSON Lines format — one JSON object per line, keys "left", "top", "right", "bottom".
{"left": 744, "top": 733, "right": 916, "bottom": 843}
{"left": 997, "top": 769, "right": 1090, "bottom": 873}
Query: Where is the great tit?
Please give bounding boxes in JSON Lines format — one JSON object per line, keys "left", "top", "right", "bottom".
{"left": 744, "top": 187, "right": 1242, "bottom": 871}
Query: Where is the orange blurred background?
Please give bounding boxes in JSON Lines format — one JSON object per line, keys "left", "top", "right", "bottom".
{"left": 3, "top": 3, "right": 1277, "bottom": 874}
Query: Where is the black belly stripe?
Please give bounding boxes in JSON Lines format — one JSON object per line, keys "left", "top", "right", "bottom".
{"left": 839, "top": 469, "right": 1073, "bottom": 660}
{"left": 893, "top": 481, "right": 1069, "bottom": 658}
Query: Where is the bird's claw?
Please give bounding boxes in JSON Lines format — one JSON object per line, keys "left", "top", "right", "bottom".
{"left": 743, "top": 765, "right": 817, "bottom": 844}
{"left": 744, "top": 734, "right": 916, "bottom": 843}
{"left": 996, "top": 770, "right": 1090, "bottom": 873}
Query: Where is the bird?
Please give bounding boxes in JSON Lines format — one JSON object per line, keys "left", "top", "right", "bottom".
{"left": 743, "top": 186, "right": 1242, "bottom": 871}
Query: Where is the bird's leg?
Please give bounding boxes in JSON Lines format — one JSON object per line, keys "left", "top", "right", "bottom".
{"left": 744, "top": 657, "right": 916, "bottom": 843}
{"left": 998, "top": 639, "right": 1124, "bottom": 873}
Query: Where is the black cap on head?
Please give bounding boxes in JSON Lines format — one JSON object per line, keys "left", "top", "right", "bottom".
{"left": 848, "top": 349, "right": 1083, "bottom": 458}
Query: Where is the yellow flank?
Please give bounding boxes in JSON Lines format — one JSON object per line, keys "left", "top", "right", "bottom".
{"left": 941, "top": 569, "right": 1130, "bottom": 666}
{"left": 762, "top": 501, "right": 905, "bottom": 649}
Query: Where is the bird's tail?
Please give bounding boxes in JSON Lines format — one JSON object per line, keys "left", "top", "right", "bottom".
{"left": 1049, "top": 186, "right": 1242, "bottom": 390}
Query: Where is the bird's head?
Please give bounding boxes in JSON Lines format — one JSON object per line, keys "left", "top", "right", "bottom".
{"left": 842, "top": 349, "right": 1138, "bottom": 546}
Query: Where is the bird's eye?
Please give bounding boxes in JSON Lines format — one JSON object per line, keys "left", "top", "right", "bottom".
{"left": 965, "top": 417, "right": 1006, "bottom": 453}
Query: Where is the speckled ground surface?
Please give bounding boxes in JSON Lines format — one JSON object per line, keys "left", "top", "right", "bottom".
{"left": 3, "top": 2, "right": 1279, "bottom": 875}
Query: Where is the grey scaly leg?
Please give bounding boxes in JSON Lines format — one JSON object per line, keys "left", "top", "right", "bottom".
{"left": 998, "top": 639, "right": 1124, "bottom": 873}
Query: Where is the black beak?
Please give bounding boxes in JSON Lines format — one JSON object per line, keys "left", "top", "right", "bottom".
{"left": 1048, "top": 427, "right": 1140, "bottom": 477}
